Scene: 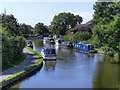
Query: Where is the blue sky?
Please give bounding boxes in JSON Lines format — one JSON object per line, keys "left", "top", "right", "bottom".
{"left": 0, "top": 1, "right": 96, "bottom": 27}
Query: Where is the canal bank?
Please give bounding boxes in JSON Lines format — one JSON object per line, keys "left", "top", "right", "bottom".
{"left": 0, "top": 47, "right": 43, "bottom": 89}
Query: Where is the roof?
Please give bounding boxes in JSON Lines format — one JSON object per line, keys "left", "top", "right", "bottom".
{"left": 44, "top": 47, "right": 55, "bottom": 49}
{"left": 75, "top": 43, "right": 92, "bottom": 46}
{"left": 70, "top": 23, "right": 93, "bottom": 32}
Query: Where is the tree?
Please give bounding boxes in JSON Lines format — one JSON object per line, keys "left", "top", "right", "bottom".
{"left": 92, "top": 1, "right": 120, "bottom": 56}
{"left": 50, "top": 12, "right": 83, "bottom": 35}
{"left": 1, "top": 14, "right": 26, "bottom": 68}
{"left": 92, "top": 15, "right": 120, "bottom": 55}
{"left": 2, "top": 14, "right": 20, "bottom": 36}
{"left": 19, "top": 23, "right": 32, "bottom": 38}
{"left": 92, "top": 1, "right": 120, "bottom": 25}
{"left": 34, "top": 22, "right": 48, "bottom": 36}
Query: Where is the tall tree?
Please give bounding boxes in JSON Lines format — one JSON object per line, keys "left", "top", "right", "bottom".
{"left": 19, "top": 23, "right": 33, "bottom": 37}
{"left": 2, "top": 14, "right": 20, "bottom": 36}
{"left": 92, "top": 1, "right": 120, "bottom": 25}
{"left": 92, "top": 1, "right": 120, "bottom": 56}
{"left": 50, "top": 12, "right": 83, "bottom": 35}
{"left": 34, "top": 22, "right": 48, "bottom": 36}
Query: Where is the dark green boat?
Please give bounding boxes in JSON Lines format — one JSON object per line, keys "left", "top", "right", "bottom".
{"left": 61, "top": 41, "right": 73, "bottom": 48}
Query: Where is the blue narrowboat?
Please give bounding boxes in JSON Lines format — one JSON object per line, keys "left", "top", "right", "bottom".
{"left": 74, "top": 43, "right": 97, "bottom": 53}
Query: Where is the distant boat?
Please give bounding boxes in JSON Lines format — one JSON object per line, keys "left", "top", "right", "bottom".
{"left": 55, "top": 38, "right": 64, "bottom": 46}
{"left": 74, "top": 43, "right": 97, "bottom": 53}
{"left": 41, "top": 47, "right": 57, "bottom": 60}
{"left": 61, "top": 41, "right": 73, "bottom": 48}
{"left": 27, "top": 40, "right": 33, "bottom": 49}
{"left": 49, "top": 38, "right": 55, "bottom": 44}
{"left": 43, "top": 37, "right": 49, "bottom": 43}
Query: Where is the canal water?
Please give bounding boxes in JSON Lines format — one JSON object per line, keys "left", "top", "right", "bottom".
{"left": 11, "top": 39, "right": 119, "bottom": 88}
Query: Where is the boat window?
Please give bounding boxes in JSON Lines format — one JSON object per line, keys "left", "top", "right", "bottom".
{"left": 58, "top": 40, "right": 61, "bottom": 43}
{"left": 46, "top": 49, "right": 56, "bottom": 54}
{"left": 88, "top": 45, "right": 94, "bottom": 50}
{"left": 83, "top": 46, "right": 85, "bottom": 49}
{"left": 28, "top": 41, "right": 32, "bottom": 44}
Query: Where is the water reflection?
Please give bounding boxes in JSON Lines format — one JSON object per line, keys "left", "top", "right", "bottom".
{"left": 93, "top": 56, "right": 119, "bottom": 88}
{"left": 43, "top": 60, "right": 56, "bottom": 70}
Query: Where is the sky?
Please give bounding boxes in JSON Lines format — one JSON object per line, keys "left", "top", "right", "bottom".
{"left": 0, "top": 0, "right": 96, "bottom": 27}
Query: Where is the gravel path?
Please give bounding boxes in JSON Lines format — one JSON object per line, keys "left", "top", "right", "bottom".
{"left": 0, "top": 48, "right": 38, "bottom": 81}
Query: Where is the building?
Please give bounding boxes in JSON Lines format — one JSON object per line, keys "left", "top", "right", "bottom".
{"left": 70, "top": 23, "right": 94, "bottom": 34}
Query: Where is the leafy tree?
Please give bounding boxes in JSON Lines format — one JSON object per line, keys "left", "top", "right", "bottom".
{"left": 92, "top": 1, "right": 120, "bottom": 25}
{"left": 92, "top": 1, "right": 120, "bottom": 57}
{"left": 1, "top": 14, "right": 26, "bottom": 69}
{"left": 34, "top": 22, "right": 48, "bottom": 36}
{"left": 19, "top": 23, "right": 32, "bottom": 38}
{"left": 50, "top": 12, "right": 83, "bottom": 35}
{"left": 2, "top": 14, "right": 20, "bottom": 36}
{"left": 92, "top": 15, "right": 120, "bottom": 56}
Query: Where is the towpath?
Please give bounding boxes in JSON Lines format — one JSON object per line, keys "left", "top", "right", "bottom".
{"left": 0, "top": 48, "right": 38, "bottom": 82}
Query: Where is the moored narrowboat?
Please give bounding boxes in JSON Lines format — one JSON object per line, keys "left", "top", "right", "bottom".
{"left": 49, "top": 38, "right": 55, "bottom": 44}
{"left": 55, "top": 38, "right": 64, "bottom": 46}
{"left": 74, "top": 43, "right": 97, "bottom": 53}
{"left": 61, "top": 41, "right": 73, "bottom": 48}
{"left": 27, "top": 40, "right": 33, "bottom": 49}
{"left": 43, "top": 37, "right": 49, "bottom": 44}
{"left": 41, "top": 47, "right": 57, "bottom": 60}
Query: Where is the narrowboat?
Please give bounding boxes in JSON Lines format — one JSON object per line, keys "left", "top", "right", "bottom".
{"left": 43, "top": 37, "right": 49, "bottom": 43}
{"left": 61, "top": 41, "right": 73, "bottom": 48}
{"left": 41, "top": 47, "right": 57, "bottom": 60}
{"left": 49, "top": 38, "right": 55, "bottom": 44}
{"left": 55, "top": 38, "right": 64, "bottom": 46}
{"left": 74, "top": 43, "right": 97, "bottom": 53}
{"left": 27, "top": 40, "right": 33, "bottom": 49}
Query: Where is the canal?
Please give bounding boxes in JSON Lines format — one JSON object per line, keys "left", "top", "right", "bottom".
{"left": 11, "top": 39, "right": 119, "bottom": 88}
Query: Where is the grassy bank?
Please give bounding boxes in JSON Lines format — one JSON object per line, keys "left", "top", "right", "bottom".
{"left": 0, "top": 47, "right": 43, "bottom": 83}
{"left": 2, "top": 53, "right": 27, "bottom": 72}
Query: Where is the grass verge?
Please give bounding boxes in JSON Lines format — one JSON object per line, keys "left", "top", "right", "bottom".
{"left": 2, "top": 53, "right": 27, "bottom": 72}
{"left": 0, "top": 46, "right": 43, "bottom": 83}
{"left": 54, "top": 38, "right": 58, "bottom": 41}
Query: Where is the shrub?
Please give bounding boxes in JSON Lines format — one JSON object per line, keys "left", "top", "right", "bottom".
{"left": 70, "top": 32, "right": 92, "bottom": 43}
{"left": 2, "top": 34, "right": 26, "bottom": 69}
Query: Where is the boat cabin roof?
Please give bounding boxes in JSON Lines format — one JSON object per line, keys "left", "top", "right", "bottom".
{"left": 75, "top": 43, "right": 93, "bottom": 47}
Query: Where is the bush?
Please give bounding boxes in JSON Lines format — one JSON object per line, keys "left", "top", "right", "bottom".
{"left": 2, "top": 34, "right": 26, "bottom": 69}
{"left": 70, "top": 32, "right": 92, "bottom": 43}
{"left": 62, "top": 34, "right": 71, "bottom": 41}
{"left": 101, "top": 46, "right": 115, "bottom": 56}
{"left": 114, "top": 52, "right": 120, "bottom": 58}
